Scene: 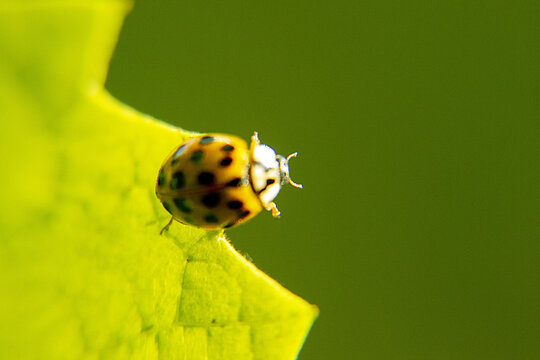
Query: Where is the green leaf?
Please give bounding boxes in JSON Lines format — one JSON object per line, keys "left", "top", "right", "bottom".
{"left": 0, "top": 1, "right": 318, "bottom": 359}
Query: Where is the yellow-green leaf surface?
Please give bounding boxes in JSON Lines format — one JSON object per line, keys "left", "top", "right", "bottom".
{"left": 0, "top": 1, "right": 318, "bottom": 359}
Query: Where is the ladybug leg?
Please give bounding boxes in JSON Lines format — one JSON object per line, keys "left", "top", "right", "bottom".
{"left": 265, "top": 202, "right": 281, "bottom": 218}
{"left": 250, "top": 131, "right": 260, "bottom": 154}
{"left": 160, "top": 216, "right": 174, "bottom": 235}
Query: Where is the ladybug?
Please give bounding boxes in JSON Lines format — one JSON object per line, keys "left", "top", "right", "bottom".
{"left": 156, "top": 132, "right": 302, "bottom": 232}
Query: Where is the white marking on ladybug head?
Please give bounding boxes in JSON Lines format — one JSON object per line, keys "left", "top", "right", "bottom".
{"left": 250, "top": 144, "right": 281, "bottom": 205}
{"left": 250, "top": 139, "right": 303, "bottom": 207}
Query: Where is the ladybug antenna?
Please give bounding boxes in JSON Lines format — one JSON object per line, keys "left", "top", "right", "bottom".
{"left": 279, "top": 152, "right": 303, "bottom": 189}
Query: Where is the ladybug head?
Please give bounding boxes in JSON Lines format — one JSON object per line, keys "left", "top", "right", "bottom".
{"left": 249, "top": 132, "right": 303, "bottom": 212}
{"left": 277, "top": 152, "right": 303, "bottom": 189}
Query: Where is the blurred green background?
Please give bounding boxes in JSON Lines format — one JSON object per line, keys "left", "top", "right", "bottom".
{"left": 107, "top": 1, "right": 540, "bottom": 359}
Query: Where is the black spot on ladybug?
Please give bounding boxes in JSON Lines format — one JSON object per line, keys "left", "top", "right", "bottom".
{"left": 161, "top": 201, "right": 173, "bottom": 214}
{"left": 191, "top": 150, "right": 204, "bottom": 163}
{"left": 227, "top": 200, "right": 243, "bottom": 209}
{"left": 221, "top": 144, "right": 234, "bottom": 152}
{"left": 204, "top": 214, "right": 219, "bottom": 223}
{"left": 199, "top": 136, "right": 215, "bottom": 145}
{"left": 201, "top": 193, "right": 220, "bottom": 208}
{"left": 157, "top": 168, "right": 166, "bottom": 187}
{"left": 257, "top": 178, "right": 277, "bottom": 194}
{"left": 220, "top": 157, "right": 233, "bottom": 167}
{"left": 170, "top": 171, "right": 185, "bottom": 190}
{"left": 198, "top": 171, "right": 215, "bottom": 185}
{"left": 238, "top": 210, "right": 250, "bottom": 219}
{"left": 173, "top": 198, "right": 192, "bottom": 213}
{"left": 226, "top": 178, "right": 242, "bottom": 187}
{"left": 223, "top": 222, "right": 236, "bottom": 229}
